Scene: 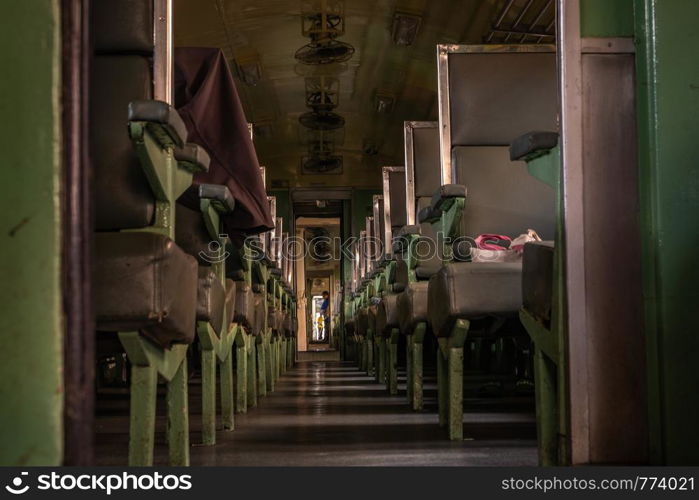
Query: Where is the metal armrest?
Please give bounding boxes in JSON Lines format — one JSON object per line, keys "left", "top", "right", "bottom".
{"left": 199, "top": 184, "right": 236, "bottom": 214}
{"left": 509, "top": 131, "right": 559, "bottom": 162}
{"left": 128, "top": 100, "right": 187, "bottom": 148}
{"left": 175, "top": 143, "right": 210, "bottom": 174}
{"left": 429, "top": 184, "right": 467, "bottom": 214}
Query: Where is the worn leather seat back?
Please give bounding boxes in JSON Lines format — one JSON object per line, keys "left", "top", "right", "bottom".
{"left": 91, "top": 0, "right": 156, "bottom": 230}
{"left": 454, "top": 146, "right": 555, "bottom": 240}
{"left": 444, "top": 49, "right": 558, "bottom": 241}
{"left": 176, "top": 203, "right": 214, "bottom": 264}
{"left": 196, "top": 268, "right": 226, "bottom": 335}
{"left": 95, "top": 232, "right": 197, "bottom": 347}
{"left": 233, "top": 281, "right": 254, "bottom": 331}
{"left": 387, "top": 169, "right": 407, "bottom": 232}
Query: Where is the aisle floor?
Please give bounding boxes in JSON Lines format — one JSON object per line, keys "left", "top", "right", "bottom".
{"left": 96, "top": 361, "right": 537, "bottom": 466}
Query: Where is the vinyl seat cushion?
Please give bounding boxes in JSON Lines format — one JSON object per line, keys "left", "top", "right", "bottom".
{"left": 233, "top": 281, "right": 254, "bottom": 332}
{"left": 376, "top": 293, "right": 400, "bottom": 337}
{"left": 396, "top": 281, "right": 429, "bottom": 335}
{"left": 428, "top": 262, "right": 523, "bottom": 338}
{"left": 196, "top": 268, "right": 226, "bottom": 335}
{"left": 521, "top": 241, "right": 554, "bottom": 325}
{"left": 94, "top": 232, "right": 198, "bottom": 348}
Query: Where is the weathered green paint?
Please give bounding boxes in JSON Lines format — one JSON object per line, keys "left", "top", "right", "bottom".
{"left": 634, "top": 0, "right": 699, "bottom": 465}
{"left": 128, "top": 365, "right": 158, "bottom": 466}
{"left": 201, "top": 348, "right": 217, "bottom": 445}
{"left": 247, "top": 341, "right": 258, "bottom": 407}
{"left": 257, "top": 337, "right": 267, "bottom": 397}
{"left": 581, "top": 0, "right": 635, "bottom": 37}
{"left": 166, "top": 360, "right": 190, "bottom": 466}
{"left": 388, "top": 329, "right": 399, "bottom": 395}
{"left": 448, "top": 347, "right": 464, "bottom": 441}
{"left": 411, "top": 323, "right": 427, "bottom": 411}
{"left": 0, "top": 0, "right": 62, "bottom": 466}
{"left": 405, "top": 334, "right": 413, "bottom": 403}
{"left": 437, "top": 345, "right": 448, "bottom": 427}
{"left": 220, "top": 354, "right": 235, "bottom": 431}
{"left": 236, "top": 340, "right": 248, "bottom": 413}
{"left": 376, "top": 337, "right": 386, "bottom": 384}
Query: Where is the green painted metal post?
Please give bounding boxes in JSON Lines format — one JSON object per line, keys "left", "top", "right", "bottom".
{"left": 634, "top": 0, "right": 699, "bottom": 465}
{"left": 257, "top": 339, "right": 267, "bottom": 397}
{"left": 412, "top": 323, "right": 426, "bottom": 411}
{"left": 248, "top": 341, "right": 258, "bottom": 407}
{"left": 437, "top": 347, "right": 448, "bottom": 428}
{"left": 0, "top": 0, "right": 63, "bottom": 466}
{"left": 201, "top": 349, "right": 216, "bottom": 445}
{"left": 220, "top": 354, "right": 234, "bottom": 431}
{"left": 534, "top": 347, "right": 558, "bottom": 465}
{"left": 376, "top": 337, "right": 385, "bottom": 384}
{"left": 167, "top": 360, "right": 190, "bottom": 466}
{"left": 236, "top": 343, "right": 248, "bottom": 413}
{"left": 266, "top": 338, "right": 275, "bottom": 393}
{"left": 128, "top": 365, "right": 157, "bottom": 466}
{"left": 366, "top": 337, "right": 374, "bottom": 377}
{"left": 406, "top": 334, "right": 413, "bottom": 403}
{"left": 359, "top": 338, "right": 365, "bottom": 371}
{"left": 448, "top": 347, "right": 464, "bottom": 441}
{"left": 388, "top": 329, "right": 399, "bottom": 395}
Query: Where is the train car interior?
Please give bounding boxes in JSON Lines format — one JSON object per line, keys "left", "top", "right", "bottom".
{"left": 1, "top": 0, "right": 699, "bottom": 470}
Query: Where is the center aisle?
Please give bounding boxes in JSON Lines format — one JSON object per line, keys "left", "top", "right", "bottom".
{"left": 190, "top": 361, "right": 537, "bottom": 466}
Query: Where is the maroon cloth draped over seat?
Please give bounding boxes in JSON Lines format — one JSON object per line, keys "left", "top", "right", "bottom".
{"left": 174, "top": 47, "right": 273, "bottom": 240}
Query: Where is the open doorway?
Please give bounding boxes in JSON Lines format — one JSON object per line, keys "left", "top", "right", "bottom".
{"left": 295, "top": 216, "right": 341, "bottom": 352}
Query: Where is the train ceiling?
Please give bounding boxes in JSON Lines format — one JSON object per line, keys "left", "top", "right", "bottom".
{"left": 174, "top": 0, "right": 555, "bottom": 189}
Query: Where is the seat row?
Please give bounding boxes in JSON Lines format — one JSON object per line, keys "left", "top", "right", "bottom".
{"left": 344, "top": 45, "right": 562, "bottom": 458}
{"left": 91, "top": 0, "right": 296, "bottom": 466}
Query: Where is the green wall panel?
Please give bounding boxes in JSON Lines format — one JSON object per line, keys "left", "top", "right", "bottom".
{"left": 351, "top": 189, "right": 379, "bottom": 237}
{"left": 581, "top": 0, "right": 634, "bottom": 37}
{"left": 0, "top": 0, "right": 63, "bottom": 465}
{"left": 269, "top": 189, "right": 291, "bottom": 233}
{"left": 635, "top": 0, "right": 699, "bottom": 464}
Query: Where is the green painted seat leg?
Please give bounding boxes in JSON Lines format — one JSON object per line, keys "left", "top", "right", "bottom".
{"left": 534, "top": 343, "right": 558, "bottom": 465}
{"left": 358, "top": 338, "right": 365, "bottom": 371}
{"left": 376, "top": 336, "right": 385, "bottom": 384}
{"left": 388, "top": 329, "right": 399, "bottom": 395}
{"left": 247, "top": 341, "right": 258, "bottom": 407}
{"left": 366, "top": 337, "right": 374, "bottom": 377}
{"left": 120, "top": 333, "right": 190, "bottom": 465}
{"left": 266, "top": 338, "right": 275, "bottom": 393}
{"left": 448, "top": 346, "right": 464, "bottom": 441}
{"left": 220, "top": 353, "right": 234, "bottom": 431}
{"left": 437, "top": 344, "right": 448, "bottom": 428}
{"left": 257, "top": 338, "right": 267, "bottom": 397}
{"left": 406, "top": 334, "right": 413, "bottom": 404}
{"left": 236, "top": 341, "right": 248, "bottom": 413}
{"left": 201, "top": 347, "right": 216, "bottom": 445}
{"left": 166, "top": 358, "right": 190, "bottom": 466}
{"left": 411, "top": 323, "right": 426, "bottom": 411}
{"left": 446, "top": 319, "right": 469, "bottom": 441}
{"left": 128, "top": 364, "right": 157, "bottom": 466}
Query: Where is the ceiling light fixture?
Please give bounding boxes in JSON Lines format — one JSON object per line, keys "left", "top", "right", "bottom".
{"left": 391, "top": 12, "right": 422, "bottom": 46}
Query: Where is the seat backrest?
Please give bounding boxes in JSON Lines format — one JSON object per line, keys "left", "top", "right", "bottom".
{"left": 438, "top": 45, "right": 557, "bottom": 240}
{"left": 454, "top": 147, "right": 555, "bottom": 240}
{"left": 373, "top": 195, "right": 385, "bottom": 261}
{"left": 383, "top": 168, "right": 406, "bottom": 252}
{"left": 91, "top": 0, "right": 157, "bottom": 230}
{"left": 405, "top": 122, "right": 441, "bottom": 225}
